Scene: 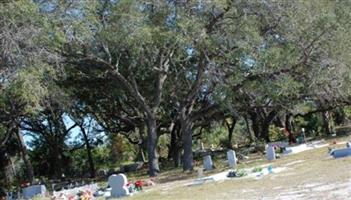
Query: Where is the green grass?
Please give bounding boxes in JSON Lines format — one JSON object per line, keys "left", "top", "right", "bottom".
{"left": 126, "top": 136, "right": 351, "bottom": 200}
{"left": 35, "top": 136, "right": 351, "bottom": 200}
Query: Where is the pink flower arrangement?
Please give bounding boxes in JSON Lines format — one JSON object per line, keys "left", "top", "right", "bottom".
{"left": 80, "top": 191, "right": 93, "bottom": 200}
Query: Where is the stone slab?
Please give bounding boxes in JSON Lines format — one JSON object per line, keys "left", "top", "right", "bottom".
{"left": 203, "top": 155, "right": 213, "bottom": 171}
{"left": 227, "top": 150, "right": 237, "bottom": 168}
{"left": 330, "top": 148, "right": 351, "bottom": 158}
{"left": 22, "top": 185, "right": 46, "bottom": 199}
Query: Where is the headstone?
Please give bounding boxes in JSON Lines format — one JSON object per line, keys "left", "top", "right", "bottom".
{"left": 330, "top": 148, "right": 351, "bottom": 158}
{"left": 108, "top": 174, "right": 130, "bottom": 198}
{"left": 266, "top": 145, "right": 276, "bottom": 161}
{"left": 197, "top": 167, "right": 204, "bottom": 178}
{"left": 22, "top": 185, "right": 46, "bottom": 199}
{"left": 203, "top": 155, "right": 213, "bottom": 171}
{"left": 227, "top": 150, "right": 237, "bottom": 168}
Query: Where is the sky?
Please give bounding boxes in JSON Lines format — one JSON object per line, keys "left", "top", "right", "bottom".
{"left": 23, "top": 114, "right": 105, "bottom": 149}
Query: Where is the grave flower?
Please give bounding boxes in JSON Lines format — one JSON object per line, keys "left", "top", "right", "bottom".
{"left": 79, "top": 190, "right": 93, "bottom": 200}
{"left": 126, "top": 182, "right": 135, "bottom": 193}
{"left": 252, "top": 167, "right": 263, "bottom": 173}
{"left": 134, "top": 180, "right": 143, "bottom": 191}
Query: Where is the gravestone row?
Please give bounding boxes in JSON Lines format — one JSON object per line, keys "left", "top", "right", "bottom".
{"left": 201, "top": 150, "right": 238, "bottom": 171}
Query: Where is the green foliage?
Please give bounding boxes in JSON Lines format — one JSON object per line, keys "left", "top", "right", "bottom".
{"left": 295, "top": 115, "right": 324, "bottom": 137}
{"left": 269, "top": 125, "right": 286, "bottom": 142}
{"left": 6, "top": 64, "right": 58, "bottom": 114}
{"left": 158, "top": 134, "right": 170, "bottom": 158}
{"left": 91, "top": 146, "right": 111, "bottom": 169}
{"left": 201, "top": 126, "right": 227, "bottom": 149}
{"left": 1, "top": 0, "right": 351, "bottom": 181}
{"left": 343, "top": 106, "right": 351, "bottom": 120}
{"left": 109, "top": 135, "right": 137, "bottom": 166}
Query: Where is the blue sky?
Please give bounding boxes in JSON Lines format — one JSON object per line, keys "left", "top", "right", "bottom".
{"left": 23, "top": 114, "right": 106, "bottom": 149}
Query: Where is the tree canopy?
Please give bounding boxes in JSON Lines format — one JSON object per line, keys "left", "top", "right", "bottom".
{"left": 1, "top": 0, "right": 351, "bottom": 185}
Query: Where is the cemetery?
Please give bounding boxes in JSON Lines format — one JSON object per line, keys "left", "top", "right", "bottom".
{"left": 1, "top": 135, "right": 349, "bottom": 199}
{"left": 1, "top": 1, "right": 351, "bottom": 200}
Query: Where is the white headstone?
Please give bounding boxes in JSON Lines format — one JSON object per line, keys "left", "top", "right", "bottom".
{"left": 203, "top": 155, "right": 213, "bottom": 170}
{"left": 108, "top": 174, "right": 130, "bottom": 198}
{"left": 266, "top": 145, "right": 276, "bottom": 161}
{"left": 227, "top": 150, "right": 237, "bottom": 168}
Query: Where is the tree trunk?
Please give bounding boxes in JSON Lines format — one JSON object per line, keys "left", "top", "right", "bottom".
{"left": 168, "top": 121, "right": 182, "bottom": 167}
{"left": 136, "top": 124, "right": 147, "bottom": 163}
{"left": 181, "top": 118, "right": 193, "bottom": 171}
{"left": 322, "top": 111, "right": 331, "bottom": 135}
{"left": 137, "top": 141, "right": 147, "bottom": 163}
{"left": 261, "top": 110, "right": 277, "bottom": 142}
{"left": 16, "top": 128, "right": 34, "bottom": 184}
{"left": 146, "top": 116, "right": 160, "bottom": 177}
{"left": 168, "top": 121, "right": 177, "bottom": 160}
{"left": 173, "top": 147, "right": 182, "bottom": 167}
{"left": 244, "top": 116, "right": 256, "bottom": 143}
{"left": 225, "top": 118, "right": 236, "bottom": 149}
{"left": 285, "top": 113, "right": 294, "bottom": 133}
{"left": 81, "top": 126, "right": 96, "bottom": 178}
{"left": 261, "top": 123, "right": 271, "bottom": 142}
{"left": 250, "top": 112, "right": 261, "bottom": 138}
{"left": 285, "top": 113, "right": 296, "bottom": 143}
{"left": 52, "top": 143, "right": 63, "bottom": 179}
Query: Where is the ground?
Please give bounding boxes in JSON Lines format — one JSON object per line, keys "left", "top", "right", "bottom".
{"left": 125, "top": 137, "right": 351, "bottom": 200}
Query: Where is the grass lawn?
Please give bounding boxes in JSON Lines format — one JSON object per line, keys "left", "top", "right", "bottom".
{"left": 124, "top": 137, "right": 351, "bottom": 200}
{"left": 36, "top": 137, "right": 351, "bottom": 200}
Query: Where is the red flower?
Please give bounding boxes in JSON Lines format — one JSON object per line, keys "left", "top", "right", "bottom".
{"left": 135, "top": 180, "right": 143, "bottom": 187}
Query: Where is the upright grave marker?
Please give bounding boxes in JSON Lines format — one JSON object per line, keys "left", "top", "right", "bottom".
{"left": 227, "top": 150, "right": 237, "bottom": 168}
{"left": 266, "top": 145, "right": 276, "bottom": 161}
{"left": 203, "top": 155, "right": 213, "bottom": 171}
{"left": 108, "top": 174, "right": 130, "bottom": 198}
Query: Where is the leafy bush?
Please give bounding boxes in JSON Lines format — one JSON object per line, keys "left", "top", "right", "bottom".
{"left": 269, "top": 125, "right": 286, "bottom": 142}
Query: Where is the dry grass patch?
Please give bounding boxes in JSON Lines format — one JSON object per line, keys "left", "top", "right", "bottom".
{"left": 128, "top": 137, "right": 351, "bottom": 200}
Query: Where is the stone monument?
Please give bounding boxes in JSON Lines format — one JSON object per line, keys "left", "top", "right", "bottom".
{"left": 227, "top": 150, "right": 237, "bottom": 168}
{"left": 330, "top": 148, "right": 351, "bottom": 158}
{"left": 266, "top": 145, "right": 276, "bottom": 161}
{"left": 203, "top": 155, "right": 213, "bottom": 171}
{"left": 22, "top": 185, "right": 46, "bottom": 199}
{"left": 108, "top": 174, "right": 130, "bottom": 198}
